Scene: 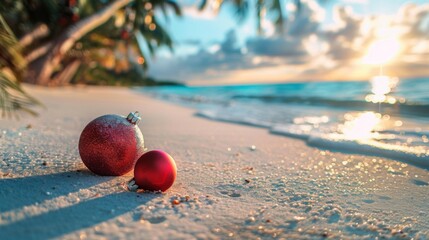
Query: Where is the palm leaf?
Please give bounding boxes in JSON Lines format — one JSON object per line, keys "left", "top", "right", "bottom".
{"left": 207, "top": 0, "right": 305, "bottom": 35}
{"left": 0, "top": 14, "right": 40, "bottom": 117}
{"left": 0, "top": 71, "right": 41, "bottom": 118}
{"left": 0, "top": 14, "right": 26, "bottom": 81}
{"left": 134, "top": 30, "right": 150, "bottom": 69}
{"left": 133, "top": 1, "right": 176, "bottom": 56}
{"left": 21, "top": 0, "right": 60, "bottom": 34}
{"left": 232, "top": 0, "right": 248, "bottom": 22}
{"left": 165, "top": 0, "right": 182, "bottom": 16}
{"left": 295, "top": 0, "right": 302, "bottom": 13}
{"left": 256, "top": 0, "right": 264, "bottom": 34}
{"left": 199, "top": 0, "right": 208, "bottom": 10}
{"left": 271, "top": 0, "right": 284, "bottom": 31}
{"left": 43, "top": 0, "right": 61, "bottom": 31}
{"left": 140, "top": 16, "right": 173, "bottom": 50}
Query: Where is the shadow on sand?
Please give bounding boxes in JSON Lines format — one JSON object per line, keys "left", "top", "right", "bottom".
{"left": 0, "top": 170, "right": 109, "bottom": 213}
{"left": 0, "top": 192, "right": 158, "bottom": 239}
{"left": 0, "top": 171, "right": 159, "bottom": 239}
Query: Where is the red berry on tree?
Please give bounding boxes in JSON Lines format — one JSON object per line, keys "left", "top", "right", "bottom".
{"left": 69, "top": 0, "right": 77, "bottom": 7}
{"left": 120, "top": 29, "right": 130, "bottom": 40}
{"left": 71, "top": 13, "right": 79, "bottom": 22}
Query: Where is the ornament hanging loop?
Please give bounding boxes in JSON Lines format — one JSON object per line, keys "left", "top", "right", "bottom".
{"left": 127, "top": 111, "right": 141, "bottom": 125}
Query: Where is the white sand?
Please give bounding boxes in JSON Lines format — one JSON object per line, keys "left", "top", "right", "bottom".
{"left": 1, "top": 86, "right": 429, "bottom": 239}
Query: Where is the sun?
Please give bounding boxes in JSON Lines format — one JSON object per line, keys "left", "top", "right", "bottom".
{"left": 362, "top": 38, "right": 401, "bottom": 65}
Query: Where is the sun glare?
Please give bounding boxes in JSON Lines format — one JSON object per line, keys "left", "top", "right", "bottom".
{"left": 340, "top": 112, "right": 381, "bottom": 140}
{"left": 365, "top": 75, "right": 398, "bottom": 104}
{"left": 362, "top": 38, "right": 401, "bottom": 65}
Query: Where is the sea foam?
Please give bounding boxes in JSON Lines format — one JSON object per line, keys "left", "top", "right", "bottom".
{"left": 139, "top": 78, "right": 429, "bottom": 169}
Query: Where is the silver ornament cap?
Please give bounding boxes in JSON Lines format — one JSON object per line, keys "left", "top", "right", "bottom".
{"left": 127, "top": 111, "right": 141, "bottom": 125}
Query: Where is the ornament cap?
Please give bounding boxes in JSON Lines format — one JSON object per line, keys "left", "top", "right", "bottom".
{"left": 126, "top": 111, "right": 141, "bottom": 125}
{"left": 127, "top": 178, "right": 139, "bottom": 192}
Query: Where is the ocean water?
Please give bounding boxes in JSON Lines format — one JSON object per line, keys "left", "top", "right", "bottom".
{"left": 138, "top": 77, "right": 429, "bottom": 168}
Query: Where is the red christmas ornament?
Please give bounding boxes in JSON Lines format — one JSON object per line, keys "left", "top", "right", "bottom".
{"left": 134, "top": 150, "right": 177, "bottom": 192}
{"left": 79, "top": 112, "right": 144, "bottom": 176}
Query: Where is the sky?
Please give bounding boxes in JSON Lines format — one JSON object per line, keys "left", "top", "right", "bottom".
{"left": 148, "top": 0, "right": 429, "bottom": 85}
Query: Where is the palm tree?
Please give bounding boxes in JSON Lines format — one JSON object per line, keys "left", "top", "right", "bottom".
{"left": 17, "top": 0, "right": 181, "bottom": 86}
{"left": 0, "top": 0, "right": 323, "bottom": 117}
{"left": 0, "top": 0, "right": 181, "bottom": 117}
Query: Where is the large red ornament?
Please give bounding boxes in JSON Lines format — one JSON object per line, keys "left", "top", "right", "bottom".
{"left": 134, "top": 150, "right": 177, "bottom": 192}
{"left": 79, "top": 112, "right": 144, "bottom": 176}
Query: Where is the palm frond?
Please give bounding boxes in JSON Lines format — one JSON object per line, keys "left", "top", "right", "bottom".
{"left": 165, "top": 0, "right": 182, "bottom": 16}
{"left": 0, "top": 14, "right": 40, "bottom": 118}
{"left": 295, "top": 0, "right": 302, "bottom": 13}
{"left": 134, "top": 30, "right": 150, "bottom": 69}
{"left": 0, "top": 71, "right": 41, "bottom": 118}
{"left": 256, "top": 0, "right": 264, "bottom": 34}
{"left": 231, "top": 0, "right": 248, "bottom": 22}
{"left": 153, "top": 0, "right": 182, "bottom": 16}
{"left": 131, "top": 0, "right": 177, "bottom": 56}
{"left": 0, "top": 14, "right": 26, "bottom": 81}
{"left": 43, "top": 0, "right": 61, "bottom": 30}
{"left": 202, "top": 0, "right": 305, "bottom": 35}
{"left": 271, "top": 0, "right": 284, "bottom": 31}
{"left": 21, "top": 0, "right": 60, "bottom": 34}
{"left": 199, "top": 0, "right": 208, "bottom": 10}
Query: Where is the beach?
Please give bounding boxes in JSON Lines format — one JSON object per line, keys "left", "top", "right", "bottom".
{"left": 1, "top": 85, "right": 429, "bottom": 239}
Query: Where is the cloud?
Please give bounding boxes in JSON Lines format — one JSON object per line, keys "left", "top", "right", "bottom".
{"left": 149, "top": 30, "right": 257, "bottom": 82}
{"left": 288, "top": 0, "right": 325, "bottom": 36}
{"left": 319, "top": 6, "right": 374, "bottom": 66}
{"left": 246, "top": 37, "right": 307, "bottom": 57}
{"left": 324, "top": 2, "right": 429, "bottom": 72}
{"left": 245, "top": 0, "right": 325, "bottom": 59}
{"left": 150, "top": 0, "right": 325, "bottom": 83}
{"left": 220, "top": 30, "right": 242, "bottom": 54}
{"left": 150, "top": 0, "right": 429, "bottom": 84}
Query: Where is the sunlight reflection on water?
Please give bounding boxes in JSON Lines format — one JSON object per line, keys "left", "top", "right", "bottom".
{"left": 342, "top": 75, "right": 401, "bottom": 140}
{"left": 340, "top": 112, "right": 381, "bottom": 140}
{"left": 365, "top": 75, "right": 399, "bottom": 104}
{"left": 142, "top": 77, "right": 429, "bottom": 165}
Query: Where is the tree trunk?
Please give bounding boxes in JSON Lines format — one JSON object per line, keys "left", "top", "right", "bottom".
{"left": 26, "top": 0, "right": 132, "bottom": 86}
{"left": 25, "top": 42, "right": 53, "bottom": 63}
{"left": 49, "top": 59, "right": 81, "bottom": 86}
{"left": 19, "top": 24, "right": 49, "bottom": 48}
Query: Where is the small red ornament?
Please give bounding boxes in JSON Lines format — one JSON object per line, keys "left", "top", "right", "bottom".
{"left": 79, "top": 112, "right": 144, "bottom": 176}
{"left": 134, "top": 150, "right": 177, "bottom": 192}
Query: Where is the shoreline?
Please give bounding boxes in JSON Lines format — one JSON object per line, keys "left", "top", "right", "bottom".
{"left": 1, "top": 86, "right": 429, "bottom": 239}
{"left": 141, "top": 85, "right": 429, "bottom": 171}
{"left": 184, "top": 76, "right": 429, "bottom": 87}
